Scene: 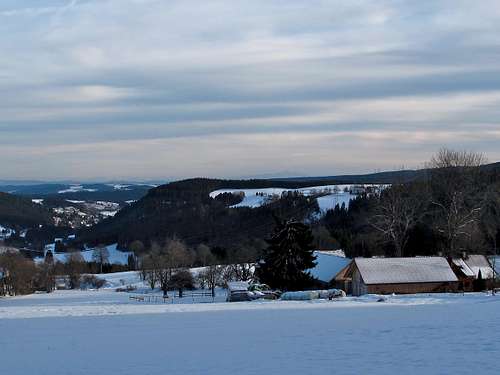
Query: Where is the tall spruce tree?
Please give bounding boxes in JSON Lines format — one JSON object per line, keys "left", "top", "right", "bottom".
{"left": 257, "top": 219, "right": 317, "bottom": 291}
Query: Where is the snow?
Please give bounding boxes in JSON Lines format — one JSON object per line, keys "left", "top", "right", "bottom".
{"left": 96, "top": 270, "right": 143, "bottom": 288}
{"left": 0, "top": 290, "right": 499, "bottom": 374}
{"left": 31, "top": 198, "right": 44, "bottom": 204}
{"left": 316, "top": 192, "right": 355, "bottom": 211}
{"left": 308, "top": 250, "right": 351, "bottom": 283}
{"left": 0, "top": 224, "right": 15, "bottom": 239}
{"left": 232, "top": 193, "right": 269, "bottom": 208}
{"left": 58, "top": 185, "right": 97, "bottom": 194}
{"left": 37, "top": 244, "right": 132, "bottom": 265}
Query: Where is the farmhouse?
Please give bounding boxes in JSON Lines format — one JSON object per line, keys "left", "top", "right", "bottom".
{"left": 335, "top": 257, "right": 459, "bottom": 296}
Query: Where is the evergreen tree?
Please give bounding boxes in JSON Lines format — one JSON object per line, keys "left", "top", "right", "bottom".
{"left": 257, "top": 219, "right": 317, "bottom": 291}
{"left": 474, "top": 269, "right": 486, "bottom": 292}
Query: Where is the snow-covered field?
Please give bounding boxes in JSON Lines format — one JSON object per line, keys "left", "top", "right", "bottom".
{"left": 58, "top": 184, "right": 98, "bottom": 194}
{"left": 37, "top": 244, "right": 133, "bottom": 265}
{"left": 0, "top": 288, "right": 498, "bottom": 375}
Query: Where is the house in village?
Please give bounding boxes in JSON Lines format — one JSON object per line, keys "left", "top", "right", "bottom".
{"left": 335, "top": 257, "right": 459, "bottom": 296}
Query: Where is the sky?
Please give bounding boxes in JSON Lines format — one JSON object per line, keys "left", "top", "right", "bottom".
{"left": 1, "top": 0, "right": 500, "bottom": 181}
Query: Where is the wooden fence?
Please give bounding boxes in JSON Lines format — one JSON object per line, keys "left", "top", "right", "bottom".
{"left": 129, "top": 291, "right": 215, "bottom": 303}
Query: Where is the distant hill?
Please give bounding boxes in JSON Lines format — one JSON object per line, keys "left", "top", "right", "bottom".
{"left": 274, "top": 169, "right": 424, "bottom": 184}
{"left": 77, "top": 178, "right": 322, "bottom": 254}
{"left": 0, "top": 192, "right": 54, "bottom": 228}
{"left": 273, "top": 161, "right": 499, "bottom": 184}
{"left": 0, "top": 183, "right": 155, "bottom": 203}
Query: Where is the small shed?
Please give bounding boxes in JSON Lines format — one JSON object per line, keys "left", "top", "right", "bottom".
{"left": 335, "top": 257, "right": 459, "bottom": 296}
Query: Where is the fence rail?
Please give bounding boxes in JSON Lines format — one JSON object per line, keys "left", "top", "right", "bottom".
{"left": 129, "top": 291, "right": 216, "bottom": 303}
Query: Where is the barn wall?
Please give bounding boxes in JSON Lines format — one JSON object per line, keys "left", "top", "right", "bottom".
{"left": 352, "top": 268, "right": 367, "bottom": 296}
{"left": 366, "top": 282, "right": 458, "bottom": 295}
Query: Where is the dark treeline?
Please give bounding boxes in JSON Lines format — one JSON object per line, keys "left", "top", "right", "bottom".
{"left": 0, "top": 192, "right": 53, "bottom": 228}
{"left": 0, "top": 248, "right": 130, "bottom": 297}
{"left": 78, "top": 188, "right": 320, "bottom": 265}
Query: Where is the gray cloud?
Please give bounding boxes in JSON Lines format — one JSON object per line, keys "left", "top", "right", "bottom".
{"left": 1, "top": 0, "right": 500, "bottom": 180}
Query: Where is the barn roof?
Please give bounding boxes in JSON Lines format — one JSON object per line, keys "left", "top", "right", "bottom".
{"left": 452, "top": 258, "right": 475, "bottom": 277}
{"left": 355, "top": 257, "right": 458, "bottom": 285}
{"left": 308, "top": 250, "right": 351, "bottom": 283}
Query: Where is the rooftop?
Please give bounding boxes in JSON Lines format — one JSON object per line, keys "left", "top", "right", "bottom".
{"left": 355, "top": 257, "right": 458, "bottom": 285}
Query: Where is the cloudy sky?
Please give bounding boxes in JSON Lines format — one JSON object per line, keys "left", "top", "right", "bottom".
{"left": 1, "top": 0, "right": 500, "bottom": 181}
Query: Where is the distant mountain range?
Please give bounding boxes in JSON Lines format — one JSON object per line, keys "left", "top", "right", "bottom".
{"left": 0, "top": 183, "right": 158, "bottom": 202}
{"left": 2, "top": 162, "right": 499, "bottom": 202}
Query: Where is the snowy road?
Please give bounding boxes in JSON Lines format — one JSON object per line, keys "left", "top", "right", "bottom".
{"left": 1, "top": 291, "right": 499, "bottom": 375}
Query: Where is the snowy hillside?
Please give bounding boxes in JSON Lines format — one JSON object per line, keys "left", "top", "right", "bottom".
{"left": 209, "top": 184, "right": 383, "bottom": 212}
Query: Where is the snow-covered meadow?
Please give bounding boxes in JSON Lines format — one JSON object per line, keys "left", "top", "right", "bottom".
{"left": 209, "top": 184, "right": 376, "bottom": 212}
{"left": 1, "top": 285, "right": 498, "bottom": 375}
{"left": 37, "top": 243, "right": 133, "bottom": 265}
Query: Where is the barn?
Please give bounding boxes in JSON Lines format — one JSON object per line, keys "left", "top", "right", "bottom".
{"left": 335, "top": 257, "right": 459, "bottom": 296}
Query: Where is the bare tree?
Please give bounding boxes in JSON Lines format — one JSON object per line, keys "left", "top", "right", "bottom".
{"left": 196, "top": 244, "right": 212, "bottom": 266}
{"left": 198, "top": 264, "right": 225, "bottom": 297}
{"left": 169, "top": 269, "right": 194, "bottom": 298}
{"left": 427, "top": 148, "right": 487, "bottom": 256}
{"left": 0, "top": 251, "right": 37, "bottom": 295}
{"left": 480, "top": 184, "right": 500, "bottom": 294}
{"left": 92, "top": 245, "right": 110, "bottom": 273}
{"left": 139, "top": 242, "right": 162, "bottom": 289}
{"left": 140, "top": 239, "right": 192, "bottom": 296}
{"left": 371, "top": 182, "right": 429, "bottom": 257}
{"left": 66, "top": 251, "right": 85, "bottom": 289}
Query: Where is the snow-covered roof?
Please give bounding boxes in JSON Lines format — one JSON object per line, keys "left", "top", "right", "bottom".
{"left": 227, "top": 281, "right": 249, "bottom": 292}
{"left": 308, "top": 250, "right": 351, "bottom": 283}
{"left": 463, "top": 255, "right": 494, "bottom": 279}
{"left": 452, "top": 258, "right": 475, "bottom": 277}
{"left": 355, "top": 257, "right": 458, "bottom": 285}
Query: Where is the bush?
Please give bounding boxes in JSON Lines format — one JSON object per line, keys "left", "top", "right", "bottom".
{"left": 80, "top": 275, "right": 106, "bottom": 290}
